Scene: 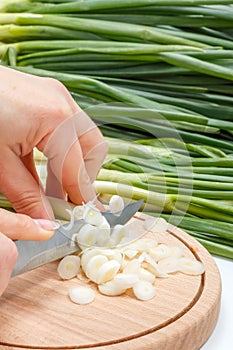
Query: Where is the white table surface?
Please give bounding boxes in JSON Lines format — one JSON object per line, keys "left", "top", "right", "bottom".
{"left": 200, "top": 256, "right": 233, "bottom": 349}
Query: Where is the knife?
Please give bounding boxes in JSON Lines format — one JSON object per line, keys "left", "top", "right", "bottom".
{"left": 12, "top": 199, "right": 143, "bottom": 277}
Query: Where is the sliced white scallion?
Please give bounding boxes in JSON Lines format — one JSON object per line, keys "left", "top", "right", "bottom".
{"left": 122, "top": 249, "right": 139, "bottom": 260}
{"left": 104, "top": 249, "right": 123, "bottom": 264}
{"left": 123, "top": 259, "right": 141, "bottom": 274}
{"left": 98, "top": 280, "right": 126, "bottom": 296}
{"left": 120, "top": 258, "right": 130, "bottom": 270}
{"left": 133, "top": 281, "right": 156, "bottom": 301}
{"left": 170, "top": 246, "right": 184, "bottom": 258}
{"left": 69, "top": 286, "right": 95, "bottom": 305}
{"left": 144, "top": 217, "right": 169, "bottom": 233}
{"left": 96, "top": 217, "right": 111, "bottom": 246}
{"left": 96, "top": 260, "right": 121, "bottom": 284}
{"left": 157, "top": 256, "right": 180, "bottom": 274}
{"left": 56, "top": 199, "right": 206, "bottom": 305}
{"left": 73, "top": 205, "right": 85, "bottom": 220}
{"left": 144, "top": 254, "right": 168, "bottom": 278}
{"left": 110, "top": 224, "right": 129, "bottom": 247}
{"left": 137, "top": 267, "right": 155, "bottom": 283}
{"left": 117, "top": 235, "right": 134, "bottom": 247}
{"left": 178, "top": 258, "right": 205, "bottom": 275}
{"left": 94, "top": 248, "right": 122, "bottom": 264}
{"left": 128, "top": 238, "right": 158, "bottom": 252}
{"left": 81, "top": 248, "right": 122, "bottom": 271}
{"left": 138, "top": 252, "right": 147, "bottom": 263}
{"left": 85, "top": 254, "right": 108, "bottom": 282}
{"left": 113, "top": 273, "right": 139, "bottom": 289}
{"left": 83, "top": 204, "right": 104, "bottom": 227}
{"left": 57, "top": 255, "right": 81, "bottom": 280}
{"left": 81, "top": 248, "right": 103, "bottom": 270}
{"left": 76, "top": 223, "right": 98, "bottom": 250}
{"left": 149, "top": 244, "right": 172, "bottom": 262}
{"left": 109, "top": 195, "right": 125, "bottom": 216}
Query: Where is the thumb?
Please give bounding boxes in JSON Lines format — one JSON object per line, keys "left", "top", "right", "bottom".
{"left": 0, "top": 208, "right": 58, "bottom": 241}
{"left": 0, "top": 149, "right": 54, "bottom": 219}
{"left": 0, "top": 232, "right": 18, "bottom": 297}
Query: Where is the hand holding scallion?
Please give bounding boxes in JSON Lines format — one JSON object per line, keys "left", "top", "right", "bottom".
{"left": 0, "top": 65, "right": 107, "bottom": 296}
{"left": 0, "top": 65, "right": 107, "bottom": 219}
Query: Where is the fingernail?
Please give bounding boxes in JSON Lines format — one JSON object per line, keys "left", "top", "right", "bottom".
{"left": 34, "top": 219, "right": 60, "bottom": 231}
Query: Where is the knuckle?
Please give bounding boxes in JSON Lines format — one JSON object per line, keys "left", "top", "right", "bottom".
{"left": 40, "top": 78, "right": 77, "bottom": 122}
{"left": 44, "top": 103, "right": 70, "bottom": 122}
{"left": 44, "top": 77, "right": 66, "bottom": 91}
{"left": 91, "top": 138, "right": 108, "bottom": 159}
{"left": 47, "top": 101, "right": 77, "bottom": 125}
{"left": 11, "top": 192, "right": 43, "bottom": 218}
{"left": 17, "top": 214, "right": 33, "bottom": 231}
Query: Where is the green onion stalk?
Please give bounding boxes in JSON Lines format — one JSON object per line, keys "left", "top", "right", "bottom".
{"left": 148, "top": 213, "right": 233, "bottom": 259}
{"left": 2, "top": 0, "right": 233, "bottom": 14}
{"left": 0, "top": 3, "right": 233, "bottom": 259}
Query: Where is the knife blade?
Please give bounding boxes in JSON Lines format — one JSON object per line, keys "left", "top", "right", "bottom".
{"left": 12, "top": 199, "right": 143, "bottom": 277}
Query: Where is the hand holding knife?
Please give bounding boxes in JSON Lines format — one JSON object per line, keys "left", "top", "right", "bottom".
{"left": 12, "top": 200, "right": 143, "bottom": 277}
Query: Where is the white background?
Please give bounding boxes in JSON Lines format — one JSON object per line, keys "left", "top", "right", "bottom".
{"left": 201, "top": 256, "right": 233, "bottom": 349}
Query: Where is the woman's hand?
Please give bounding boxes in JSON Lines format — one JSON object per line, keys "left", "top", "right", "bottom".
{"left": 0, "top": 65, "right": 108, "bottom": 220}
{"left": 0, "top": 65, "right": 108, "bottom": 296}
{"left": 0, "top": 207, "right": 58, "bottom": 297}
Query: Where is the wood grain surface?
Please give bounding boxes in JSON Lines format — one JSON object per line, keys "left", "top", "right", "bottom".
{"left": 0, "top": 214, "right": 221, "bottom": 350}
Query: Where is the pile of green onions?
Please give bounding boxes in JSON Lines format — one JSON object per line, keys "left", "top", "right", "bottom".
{"left": 0, "top": 0, "right": 232, "bottom": 259}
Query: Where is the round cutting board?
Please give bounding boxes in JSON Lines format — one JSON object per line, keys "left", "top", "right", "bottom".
{"left": 0, "top": 214, "right": 221, "bottom": 350}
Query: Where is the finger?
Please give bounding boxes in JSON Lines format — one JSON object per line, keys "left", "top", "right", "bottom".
{"left": 0, "top": 232, "right": 18, "bottom": 297}
{"left": 21, "top": 151, "right": 40, "bottom": 184}
{"left": 0, "top": 148, "right": 54, "bottom": 219}
{"left": 47, "top": 139, "right": 101, "bottom": 207}
{"left": 22, "top": 152, "right": 56, "bottom": 210}
{"left": 73, "top": 109, "right": 98, "bottom": 138}
{"left": 46, "top": 160, "right": 66, "bottom": 200}
{"left": 79, "top": 127, "right": 108, "bottom": 183}
{"left": 42, "top": 114, "right": 103, "bottom": 208}
{"left": 42, "top": 113, "right": 77, "bottom": 200}
{"left": 68, "top": 110, "right": 107, "bottom": 206}
{"left": 0, "top": 208, "right": 57, "bottom": 241}
{"left": 63, "top": 141, "right": 100, "bottom": 204}
{"left": 72, "top": 109, "right": 108, "bottom": 182}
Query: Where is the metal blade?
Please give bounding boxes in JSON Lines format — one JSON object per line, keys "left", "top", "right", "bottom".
{"left": 12, "top": 199, "right": 143, "bottom": 277}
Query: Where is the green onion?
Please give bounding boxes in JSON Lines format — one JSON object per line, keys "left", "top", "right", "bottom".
{"left": 160, "top": 52, "right": 233, "bottom": 81}
{"left": 0, "top": 14, "right": 207, "bottom": 47}
{"left": 2, "top": 0, "right": 233, "bottom": 14}
{"left": 1, "top": 2, "right": 233, "bottom": 259}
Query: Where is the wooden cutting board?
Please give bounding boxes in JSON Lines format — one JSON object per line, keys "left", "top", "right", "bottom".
{"left": 0, "top": 214, "right": 221, "bottom": 350}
